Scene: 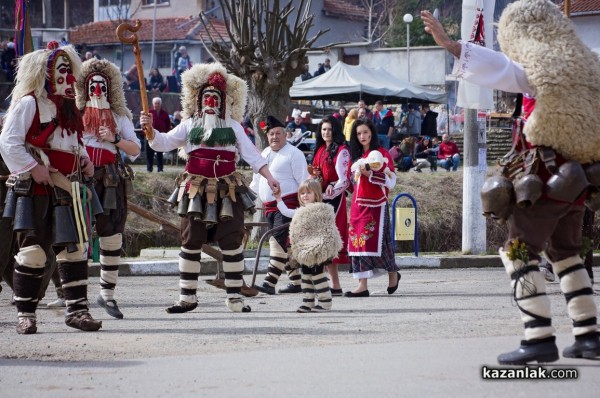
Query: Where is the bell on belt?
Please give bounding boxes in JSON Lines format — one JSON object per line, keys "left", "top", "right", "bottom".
{"left": 3, "top": 189, "right": 17, "bottom": 219}
{"left": 167, "top": 186, "right": 179, "bottom": 208}
{"left": 219, "top": 196, "right": 234, "bottom": 220}
{"left": 177, "top": 194, "right": 190, "bottom": 217}
{"left": 52, "top": 205, "right": 79, "bottom": 248}
{"left": 103, "top": 187, "right": 117, "bottom": 214}
{"left": 238, "top": 191, "right": 256, "bottom": 213}
{"left": 124, "top": 178, "right": 134, "bottom": 197}
{"left": 246, "top": 189, "right": 257, "bottom": 202}
{"left": 187, "top": 195, "right": 204, "bottom": 219}
{"left": 202, "top": 202, "right": 218, "bottom": 225}
{"left": 89, "top": 185, "right": 104, "bottom": 216}
{"left": 13, "top": 196, "right": 35, "bottom": 232}
{"left": 585, "top": 191, "right": 600, "bottom": 212}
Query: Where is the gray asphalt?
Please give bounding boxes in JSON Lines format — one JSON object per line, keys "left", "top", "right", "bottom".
{"left": 1, "top": 268, "right": 599, "bottom": 397}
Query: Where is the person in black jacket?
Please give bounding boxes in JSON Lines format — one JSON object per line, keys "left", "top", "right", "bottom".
{"left": 421, "top": 104, "right": 438, "bottom": 138}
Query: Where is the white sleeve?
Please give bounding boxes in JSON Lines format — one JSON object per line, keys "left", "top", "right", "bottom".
{"left": 249, "top": 148, "right": 268, "bottom": 194}
{"left": 453, "top": 41, "right": 534, "bottom": 95}
{"left": 117, "top": 114, "right": 141, "bottom": 162}
{"left": 148, "top": 119, "right": 190, "bottom": 152}
{"left": 0, "top": 96, "right": 39, "bottom": 174}
{"left": 233, "top": 121, "right": 267, "bottom": 173}
{"left": 277, "top": 201, "right": 296, "bottom": 218}
{"left": 291, "top": 147, "right": 310, "bottom": 186}
{"left": 385, "top": 169, "right": 397, "bottom": 190}
{"left": 324, "top": 147, "right": 350, "bottom": 200}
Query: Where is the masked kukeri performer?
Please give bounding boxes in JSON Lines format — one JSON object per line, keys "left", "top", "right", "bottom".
{"left": 423, "top": 0, "right": 600, "bottom": 364}
{"left": 76, "top": 58, "right": 141, "bottom": 319}
{"left": 140, "top": 63, "right": 278, "bottom": 313}
{"left": 0, "top": 41, "right": 101, "bottom": 334}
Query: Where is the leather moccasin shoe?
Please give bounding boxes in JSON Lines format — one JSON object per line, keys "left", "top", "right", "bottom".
{"left": 65, "top": 312, "right": 102, "bottom": 332}
{"left": 278, "top": 283, "right": 302, "bottom": 294}
{"left": 16, "top": 317, "right": 37, "bottom": 335}
{"left": 165, "top": 300, "right": 198, "bottom": 314}
{"left": 255, "top": 283, "right": 276, "bottom": 295}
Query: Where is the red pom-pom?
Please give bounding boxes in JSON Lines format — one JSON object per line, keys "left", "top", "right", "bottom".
{"left": 259, "top": 121, "right": 267, "bottom": 130}
{"left": 47, "top": 41, "right": 60, "bottom": 50}
{"left": 207, "top": 72, "right": 227, "bottom": 91}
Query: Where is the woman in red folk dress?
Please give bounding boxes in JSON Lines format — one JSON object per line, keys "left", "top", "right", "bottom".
{"left": 346, "top": 119, "right": 400, "bottom": 297}
{"left": 311, "top": 116, "right": 351, "bottom": 295}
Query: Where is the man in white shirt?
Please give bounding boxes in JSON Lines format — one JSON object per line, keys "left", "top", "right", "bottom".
{"left": 251, "top": 116, "right": 309, "bottom": 295}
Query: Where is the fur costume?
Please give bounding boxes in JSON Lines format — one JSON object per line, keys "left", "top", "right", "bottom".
{"left": 8, "top": 45, "right": 81, "bottom": 113}
{"left": 75, "top": 58, "right": 132, "bottom": 120}
{"left": 289, "top": 202, "right": 342, "bottom": 266}
{"left": 498, "top": 0, "right": 600, "bottom": 164}
{"left": 180, "top": 63, "right": 247, "bottom": 122}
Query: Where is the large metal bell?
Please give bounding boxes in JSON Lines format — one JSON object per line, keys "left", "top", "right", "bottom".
{"left": 89, "top": 185, "right": 104, "bottom": 216}
{"left": 177, "top": 194, "right": 190, "bottom": 217}
{"left": 238, "top": 191, "right": 256, "bottom": 212}
{"left": 102, "top": 187, "right": 117, "bottom": 214}
{"left": 3, "top": 189, "right": 17, "bottom": 219}
{"left": 219, "top": 196, "right": 234, "bottom": 221}
{"left": 52, "top": 205, "right": 79, "bottom": 248}
{"left": 13, "top": 196, "right": 35, "bottom": 231}
{"left": 202, "top": 202, "right": 218, "bottom": 225}
{"left": 187, "top": 195, "right": 204, "bottom": 219}
{"left": 167, "top": 186, "right": 179, "bottom": 208}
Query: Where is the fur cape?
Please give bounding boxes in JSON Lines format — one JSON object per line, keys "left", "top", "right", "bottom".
{"left": 8, "top": 44, "right": 82, "bottom": 113}
{"left": 75, "top": 58, "right": 132, "bottom": 120}
{"left": 289, "top": 202, "right": 342, "bottom": 267}
{"left": 498, "top": 0, "right": 600, "bottom": 163}
{"left": 180, "top": 62, "right": 248, "bottom": 122}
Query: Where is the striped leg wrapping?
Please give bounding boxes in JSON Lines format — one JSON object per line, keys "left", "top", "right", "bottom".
{"left": 222, "top": 247, "right": 250, "bottom": 312}
{"left": 313, "top": 266, "right": 332, "bottom": 310}
{"left": 285, "top": 264, "right": 301, "bottom": 286}
{"left": 178, "top": 248, "right": 201, "bottom": 303}
{"left": 99, "top": 234, "right": 122, "bottom": 301}
{"left": 301, "top": 266, "right": 316, "bottom": 309}
{"left": 57, "top": 260, "right": 90, "bottom": 316}
{"left": 13, "top": 245, "right": 47, "bottom": 315}
{"left": 264, "top": 237, "right": 287, "bottom": 287}
{"left": 553, "top": 255, "right": 598, "bottom": 336}
{"left": 500, "top": 249, "right": 554, "bottom": 340}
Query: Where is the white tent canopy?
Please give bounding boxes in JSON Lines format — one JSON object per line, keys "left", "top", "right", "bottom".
{"left": 290, "top": 62, "right": 447, "bottom": 104}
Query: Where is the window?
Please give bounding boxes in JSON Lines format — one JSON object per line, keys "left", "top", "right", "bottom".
{"left": 99, "top": 0, "right": 131, "bottom": 6}
{"left": 156, "top": 52, "right": 171, "bottom": 69}
{"left": 142, "top": 0, "right": 169, "bottom": 5}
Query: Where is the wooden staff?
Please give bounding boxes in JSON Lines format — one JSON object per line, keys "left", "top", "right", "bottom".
{"left": 116, "top": 20, "right": 154, "bottom": 140}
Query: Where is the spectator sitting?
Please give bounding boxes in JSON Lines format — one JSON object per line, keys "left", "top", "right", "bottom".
{"left": 413, "top": 136, "right": 436, "bottom": 172}
{"left": 437, "top": 133, "right": 460, "bottom": 171}
{"left": 398, "top": 136, "right": 417, "bottom": 172}
{"left": 286, "top": 115, "right": 307, "bottom": 134}
{"left": 148, "top": 68, "right": 166, "bottom": 92}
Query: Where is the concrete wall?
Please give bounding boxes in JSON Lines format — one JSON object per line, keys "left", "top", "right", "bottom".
{"left": 572, "top": 15, "right": 600, "bottom": 55}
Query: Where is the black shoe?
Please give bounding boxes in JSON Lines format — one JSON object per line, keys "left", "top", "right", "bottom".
{"left": 330, "top": 288, "right": 343, "bottom": 297}
{"left": 344, "top": 290, "right": 370, "bottom": 297}
{"left": 387, "top": 272, "right": 401, "bottom": 295}
{"left": 563, "top": 332, "right": 600, "bottom": 359}
{"left": 65, "top": 312, "right": 103, "bottom": 331}
{"left": 278, "top": 283, "right": 302, "bottom": 294}
{"left": 497, "top": 337, "right": 559, "bottom": 365}
{"left": 297, "top": 305, "right": 312, "bottom": 313}
{"left": 165, "top": 300, "right": 198, "bottom": 314}
{"left": 255, "top": 283, "right": 276, "bottom": 295}
{"left": 97, "top": 295, "right": 124, "bottom": 319}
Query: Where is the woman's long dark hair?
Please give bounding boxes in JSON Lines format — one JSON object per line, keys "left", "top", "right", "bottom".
{"left": 314, "top": 115, "right": 345, "bottom": 163}
{"left": 349, "top": 119, "right": 380, "bottom": 161}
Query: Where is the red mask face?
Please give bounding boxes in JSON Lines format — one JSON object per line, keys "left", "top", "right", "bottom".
{"left": 201, "top": 89, "right": 222, "bottom": 116}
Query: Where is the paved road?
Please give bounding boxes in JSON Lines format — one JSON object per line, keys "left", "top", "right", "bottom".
{"left": 1, "top": 268, "right": 599, "bottom": 397}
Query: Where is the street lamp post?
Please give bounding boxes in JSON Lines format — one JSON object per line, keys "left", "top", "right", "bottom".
{"left": 403, "top": 13, "right": 413, "bottom": 82}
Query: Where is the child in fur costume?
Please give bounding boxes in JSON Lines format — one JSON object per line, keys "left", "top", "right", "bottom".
{"left": 276, "top": 179, "right": 342, "bottom": 313}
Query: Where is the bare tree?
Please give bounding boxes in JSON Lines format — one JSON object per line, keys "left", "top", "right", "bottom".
{"left": 359, "top": 0, "right": 397, "bottom": 45}
{"left": 199, "top": 0, "right": 341, "bottom": 150}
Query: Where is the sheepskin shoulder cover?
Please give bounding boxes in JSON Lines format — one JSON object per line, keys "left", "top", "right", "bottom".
{"left": 289, "top": 202, "right": 343, "bottom": 267}
{"left": 498, "top": 0, "right": 600, "bottom": 163}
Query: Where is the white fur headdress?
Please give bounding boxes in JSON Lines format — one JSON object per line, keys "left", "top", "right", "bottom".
{"left": 75, "top": 58, "right": 132, "bottom": 120}
{"left": 9, "top": 44, "right": 82, "bottom": 113}
{"left": 180, "top": 62, "right": 247, "bottom": 122}
{"left": 498, "top": 0, "right": 600, "bottom": 163}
